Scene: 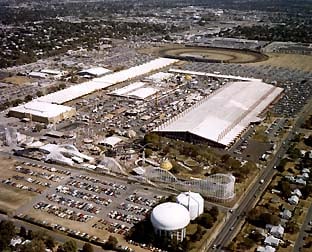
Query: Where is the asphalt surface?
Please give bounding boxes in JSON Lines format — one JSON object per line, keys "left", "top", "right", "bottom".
{"left": 209, "top": 99, "right": 312, "bottom": 252}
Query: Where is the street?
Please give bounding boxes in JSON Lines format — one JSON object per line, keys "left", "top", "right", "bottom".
{"left": 209, "top": 98, "right": 312, "bottom": 251}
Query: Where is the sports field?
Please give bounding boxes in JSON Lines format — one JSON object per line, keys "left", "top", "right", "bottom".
{"left": 248, "top": 53, "right": 312, "bottom": 72}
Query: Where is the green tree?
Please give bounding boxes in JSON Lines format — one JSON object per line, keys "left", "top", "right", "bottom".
{"left": 45, "top": 235, "right": 55, "bottom": 250}
{"left": 60, "top": 240, "right": 77, "bottom": 252}
{"left": 259, "top": 213, "right": 279, "bottom": 226}
{"left": 24, "top": 94, "right": 33, "bottom": 102}
{"left": 36, "top": 91, "right": 44, "bottom": 97}
{"left": 103, "top": 235, "right": 118, "bottom": 250}
{"left": 285, "top": 221, "right": 299, "bottom": 234}
{"left": 20, "top": 226, "right": 27, "bottom": 238}
{"left": 0, "top": 220, "right": 16, "bottom": 251}
{"left": 82, "top": 242, "right": 93, "bottom": 252}
{"left": 21, "top": 239, "right": 46, "bottom": 252}
{"left": 209, "top": 206, "right": 219, "bottom": 221}
{"left": 197, "top": 213, "right": 214, "bottom": 229}
{"left": 277, "top": 180, "right": 292, "bottom": 198}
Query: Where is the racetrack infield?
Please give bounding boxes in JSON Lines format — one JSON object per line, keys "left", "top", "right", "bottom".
{"left": 157, "top": 45, "right": 268, "bottom": 64}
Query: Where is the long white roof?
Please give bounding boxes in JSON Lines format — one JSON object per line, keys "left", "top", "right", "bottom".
{"left": 151, "top": 202, "right": 190, "bottom": 230}
{"left": 156, "top": 80, "right": 283, "bottom": 147}
{"left": 79, "top": 67, "right": 112, "bottom": 76}
{"left": 9, "top": 101, "right": 74, "bottom": 119}
{"left": 37, "top": 58, "right": 178, "bottom": 104}
{"left": 110, "top": 81, "right": 159, "bottom": 100}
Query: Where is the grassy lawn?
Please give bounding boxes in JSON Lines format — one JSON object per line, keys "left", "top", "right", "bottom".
{"left": 252, "top": 125, "right": 268, "bottom": 142}
{"left": 189, "top": 212, "right": 226, "bottom": 252}
{"left": 248, "top": 53, "right": 312, "bottom": 72}
{"left": 277, "top": 245, "right": 294, "bottom": 252}
{"left": 0, "top": 184, "right": 37, "bottom": 214}
{"left": 284, "top": 232, "right": 298, "bottom": 243}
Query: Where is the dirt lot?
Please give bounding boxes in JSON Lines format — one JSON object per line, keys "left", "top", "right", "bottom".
{"left": 0, "top": 184, "right": 36, "bottom": 213}
{"left": 248, "top": 53, "right": 312, "bottom": 72}
{"left": 2, "top": 76, "right": 34, "bottom": 85}
{"left": 0, "top": 158, "right": 37, "bottom": 213}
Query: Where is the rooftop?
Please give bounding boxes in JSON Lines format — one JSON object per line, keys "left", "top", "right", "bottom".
{"left": 155, "top": 80, "right": 283, "bottom": 146}
{"left": 151, "top": 202, "right": 190, "bottom": 230}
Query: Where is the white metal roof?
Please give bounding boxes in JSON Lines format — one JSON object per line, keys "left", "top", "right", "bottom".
{"left": 29, "top": 72, "right": 48, "bottom": 78}
{"left": 37, "top": 58, "right": 177, "bottom": 104}
{"left": 99, "top": 136, "right": 123, "bottom": 147}
{"left": 156, "top": 81, "right": 283, "bottom": 147}
{"left": 151, "top": 202, "right": 190, "bottom": 230}
{"left": 9, "top": 101, "right": 74, "bottom": 119}
{"left": 110, "top": 82, "right": 159, "bottom": 100}
{"left": 41, "top": 69, "right": 63, "bottom": 75}
{"left": 127, "top": 87, "right": 159, "bottom": 99}
{"left": 147, "top": 72, "right": 174, "bottom": 82}
{"left": 111, "top": 82, "right": 146, "bottom": 96}
{"left": 79, "top": 67, "right": 112, "bottom": 77}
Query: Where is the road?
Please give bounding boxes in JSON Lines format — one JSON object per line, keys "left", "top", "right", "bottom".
{"left": 209, "top": 98, "right": 312, "bottom": 251}
{"left": 293, "top": 204, "right": 312, "bottom": 252}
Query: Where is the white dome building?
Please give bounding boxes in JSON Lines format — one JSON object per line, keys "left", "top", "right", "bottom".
{"left": 151, "top": 202, "right": 190, "bottom": 242}
{"left": 177, "top": 191, "right": 204, "bottom": 220}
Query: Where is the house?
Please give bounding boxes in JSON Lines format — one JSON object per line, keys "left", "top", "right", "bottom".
{"left": 98, "top": 135, "right": 123, "bottom": 148}
{"left": 295, "top": 178, "right": 306, "bottom": 185}
{"left": 285, "top": 175, "right": 295, "bottom": 182}
{"left": 288, "top": 195, "right": 299, "bottom": 205}
{"left": 257, "top": 246, "right": 276, "bottom": 252}
{"left": 292, "top": 189, "right": 302, "bottom": 198}
{"left": 270, "top": 225, "right": 284, "bottom": 238}
{"left": 280, "top": 209, "right": 292, "bottom": 220}
{"left": 302, "top": 168, "right": 310, "bottom": 173}
{"left": 10, "top": 237, "right": 22, "bottom": 247}
{"left": 264, "top": 235, "right": 280, "bottom": 247}
{"left": 302, "top": 172, "right": 309, "bottom": 180}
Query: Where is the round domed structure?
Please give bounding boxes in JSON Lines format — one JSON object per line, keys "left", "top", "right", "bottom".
{"left": 151, "top": 202, "right": 190, "bottom": 242}
{"left": 177, "top": 192, "right": 204, "bottom": 220}
{"left": 160, "top": 160, "right": 173, "bottom": 171}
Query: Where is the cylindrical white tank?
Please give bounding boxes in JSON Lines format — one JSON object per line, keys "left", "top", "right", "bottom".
{"left": 177, "top": 191, "right": 204, "bottom": 220}
{"left": 150, "top": 202, "right": 190, "bottom": 242}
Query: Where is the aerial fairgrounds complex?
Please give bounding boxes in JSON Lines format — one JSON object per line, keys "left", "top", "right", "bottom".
{"left": 7, "top": 57, "right": 284, "bottom": 201}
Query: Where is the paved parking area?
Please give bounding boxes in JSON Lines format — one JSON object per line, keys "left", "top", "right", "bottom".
{"left": 9, "top": 161, "right": 169, "bottom": 241}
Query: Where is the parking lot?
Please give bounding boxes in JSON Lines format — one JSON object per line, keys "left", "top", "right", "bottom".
{"left": 4, "top": 161, "right": 169, "bottom": 243}
{"left": 184, "top": 61, "right": 312, "bottom": 117}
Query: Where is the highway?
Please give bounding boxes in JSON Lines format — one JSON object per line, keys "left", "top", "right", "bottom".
{"left": 209, "top": 99, "right": 312, "bottom": 251}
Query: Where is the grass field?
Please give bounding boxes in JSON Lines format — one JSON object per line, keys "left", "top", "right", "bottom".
{"left": 248, "top": 53, "right": 312, "bottom": 72}
{"left": 0, "top": 184, "right": 36, "bottom": 213}
{"left": 2, "top": 76, "right": 34, "bottom": 85}
{"left": 0, "top": 158, "right": 41, "bottom": 213}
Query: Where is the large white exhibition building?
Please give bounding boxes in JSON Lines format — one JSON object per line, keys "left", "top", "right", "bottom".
{"left": 8, "top": 58, "right": 178, "bottom": 123}
{"left": 155, "top": 80, "right": 283, "bottom": 147}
